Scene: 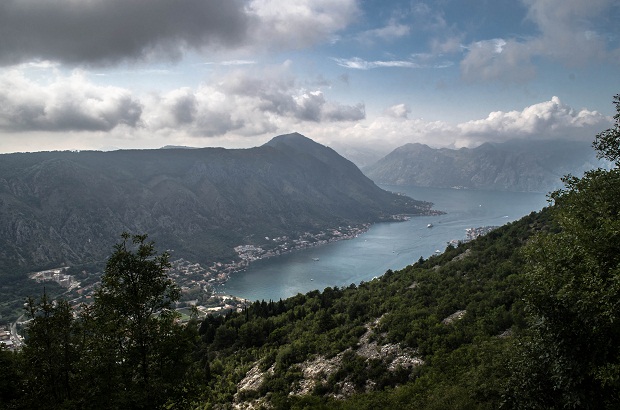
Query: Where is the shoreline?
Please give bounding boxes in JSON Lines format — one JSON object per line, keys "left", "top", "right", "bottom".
{"left": 171, "top": 211, "right": 440, "bottom": 290}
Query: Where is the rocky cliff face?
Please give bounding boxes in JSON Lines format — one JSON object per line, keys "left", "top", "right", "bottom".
{"left": 362, "top": 139, "right": 603, "bottom": 192}
{"left": 0, "top": 133, "right": 433, "bottom": 274}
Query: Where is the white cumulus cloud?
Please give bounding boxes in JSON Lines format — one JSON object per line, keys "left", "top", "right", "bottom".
{"left": 457, "top": 96, "right": 611, "bottom": 145}
{"left": 384, "top": 104, "right": 411, "bottom": 119}
{"left": 313, "top": 97, "right": 612, "bottom": 154}
{"left": 143, "top": 64, "right": 365, "bottom": 137}
{"left": 0, "top": 69, "right": 142, "bottom": 132}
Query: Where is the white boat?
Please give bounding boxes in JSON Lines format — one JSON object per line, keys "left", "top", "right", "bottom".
{"left": 427, "top": 223, "right": 433, "bottom": 228}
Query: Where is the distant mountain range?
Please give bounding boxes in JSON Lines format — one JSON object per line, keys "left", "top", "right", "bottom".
{"left": 362, "top": 139, "right": 604, "bottom": 192}
{"left": 0, "top": 133, "right": 433, "bottom": 274}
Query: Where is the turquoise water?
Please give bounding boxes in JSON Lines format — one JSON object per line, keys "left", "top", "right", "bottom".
{"left": 220, "top": 186, "right": 549, "bottom": 301}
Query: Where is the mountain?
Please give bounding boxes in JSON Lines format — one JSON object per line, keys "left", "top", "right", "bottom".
{"left": 0, "top": 133, "right": 433, "bottom": 274}
{"left": 329, "top": 142, "right": 392, "bottom": 168}
{"left": 363, "top": 139, "right": 603, "bottom": 192}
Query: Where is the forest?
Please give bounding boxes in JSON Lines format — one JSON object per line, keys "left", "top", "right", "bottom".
{"left": 1, "top": 94, "right": 619, "bottom": 409}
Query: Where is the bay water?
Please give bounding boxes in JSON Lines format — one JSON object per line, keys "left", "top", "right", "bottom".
{"left": 221, "top": 185, "right": 549, "bottom": 302}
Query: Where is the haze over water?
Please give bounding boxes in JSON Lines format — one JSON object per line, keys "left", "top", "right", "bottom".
{"left": 221, "top": 186, "right": 549, "bottom": 302}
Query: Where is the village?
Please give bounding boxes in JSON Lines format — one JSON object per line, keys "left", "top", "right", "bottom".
{"left": 0, "top": 223, "right": 500, "bottom": 351}
{"left": 0, "top": 225, "right": 372, "bottom": 351}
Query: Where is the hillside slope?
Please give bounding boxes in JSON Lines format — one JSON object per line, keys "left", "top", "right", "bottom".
{"left": 195, "top": 209, "right": 551, "bottom": 408}
{"left": 0, "top": 133, "right": 433, "bottom": 274}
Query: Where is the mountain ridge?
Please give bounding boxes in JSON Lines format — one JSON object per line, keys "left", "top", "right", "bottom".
{"left": 0, "top": 133, "right": 434, "bottom": 274}
{"left": 362, "top": 139, "right": 602, "bottom": 192}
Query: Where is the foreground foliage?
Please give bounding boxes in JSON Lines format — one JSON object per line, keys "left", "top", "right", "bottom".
{"left": 2, "top": 234, "right": 197, "bottom": 410}
{"left": 503, "top": 94, "right": 620, "bottom": 409}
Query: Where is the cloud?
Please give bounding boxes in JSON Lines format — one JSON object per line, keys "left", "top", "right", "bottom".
{"left": 410, "top": 2, "right": 447, "bottom": 31}
{"left": 157, "top": 88, "right": 198, "bottom": 125}
{"left": 235, "top": 0, "right": 360, "bottom": 51}
{"left": 430, "top": 35, "right": 465, "bottom": 54}
{"left": 524, "top": 0, "right": 613, "bottom": 64}
{"left": 0, "top": 85, "right": 611, "bottom": 155}
{"left": 0, "top": 62, "right": 365, "bottom": 137}
{"left": 333, "top": 56, "right": 452, "bottom": 70}
{"left": 311, "top": 97, "right": 612, "bottom": 154}
{"left": 384, "top": 104, "right": 410, "bottom": 119}
{"left": 323, "top": 101, "right": 366, "bottom": 122}
{"left": 0, "top": 69, "right": 142, "bottom": 132}
{"left": 356, "top": 19, "right": 411, "bottom": 44}
{"left": 142, "top": 64, "right": 365, "bottom": 137}
{"left": 130, "top": 93, "right": 612, "bottom": 153}
{"left": 0, "top": 0, "right": 359, "bottom": 67}
{"left": 461, "top": 0, "right": 619, "bottom": 82}
{"left": 333, "top": 57, "right": 421, "bottom": 70}
{"left": 461, "top": 39, "right": 537, "bottom": 82}
{"left": 0, "top": 0, "right": 250, "bottom": 66}
{"left": 198, "top": 60, "right": 257, "bottom": 67}
{"left": 457, "top": 96, "right": 611, "bottom": 146}
{"left": 312, "top": 114, "right": 456, "bottom": 152}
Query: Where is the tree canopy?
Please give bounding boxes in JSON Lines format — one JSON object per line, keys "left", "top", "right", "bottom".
{"left": 504, "top": 95, "right": 620, "bottom": 409}
{"left": 4, "top": 234, "right": 195, "bottom": 410}
{"left": 593, "top": 93, "right": 620, "bottom": 166}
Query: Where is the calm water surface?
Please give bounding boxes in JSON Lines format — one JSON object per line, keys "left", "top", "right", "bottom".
{"left": 221, "top": 186, "right": 549, "bottom": 301}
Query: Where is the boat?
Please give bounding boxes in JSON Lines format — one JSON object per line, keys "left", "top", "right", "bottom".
{"left": 312, "top": 257, "right": 319, "bottom": 261}
{"left": 427, "top": 223, "right": 433, "bottom": 228}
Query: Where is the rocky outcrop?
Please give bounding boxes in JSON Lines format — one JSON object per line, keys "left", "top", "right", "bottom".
{"left": 234, "top": 316, "right": 424, "bottom": 405}
{"left": 442, "top": 310, "right": 467, "bottom": 325}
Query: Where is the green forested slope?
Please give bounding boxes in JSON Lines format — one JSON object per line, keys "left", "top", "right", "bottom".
{"left": 193, "top": 209, "right": 551, "bottom": 409}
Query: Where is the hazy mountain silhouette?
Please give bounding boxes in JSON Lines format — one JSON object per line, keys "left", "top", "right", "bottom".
{"left": 363, "top": 139, "right": 603, "bottom": 192}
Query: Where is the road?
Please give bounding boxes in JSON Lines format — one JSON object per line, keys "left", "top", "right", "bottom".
{"left": 10, "top": 314, "right": 25, "bottom": 349}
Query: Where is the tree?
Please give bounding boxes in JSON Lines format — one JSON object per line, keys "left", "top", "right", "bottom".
{"left": 504, "top": 95, "right": 620, "bottom": 409}
{"left": 593, "top": 93, "right": 620, "bottom": 165}
{"left": 0, "top": 345, "right": 22, "bottom": 408}
{"left": 19, "top": 293, "right": 80, "bottom": 409}
{"left": 81, "top": 233, "right": 191, "bottom": 409}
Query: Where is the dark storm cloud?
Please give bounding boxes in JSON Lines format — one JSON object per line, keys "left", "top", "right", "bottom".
{"left": 0, "top": 93, "right": 142, "bottom": 132}
{"left": 0, "top": 0, "right": 249, "bottom": 66}
{"left": 323, "top": 102, "right": 365, "bottom": 122}
{"left": 170, "top": 93, "right": 198, "bottom": 125}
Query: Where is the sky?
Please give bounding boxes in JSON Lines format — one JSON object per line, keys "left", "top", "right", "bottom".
{"left": 0, "top": 0, "right": 619, "bottom": 159}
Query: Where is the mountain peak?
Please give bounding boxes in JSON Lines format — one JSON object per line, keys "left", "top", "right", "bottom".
{"left": 263, "top": 132, "right": 343, "bottom": 165}
{"left": 263, "top": 132, "right": 315, "bottom": 149}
